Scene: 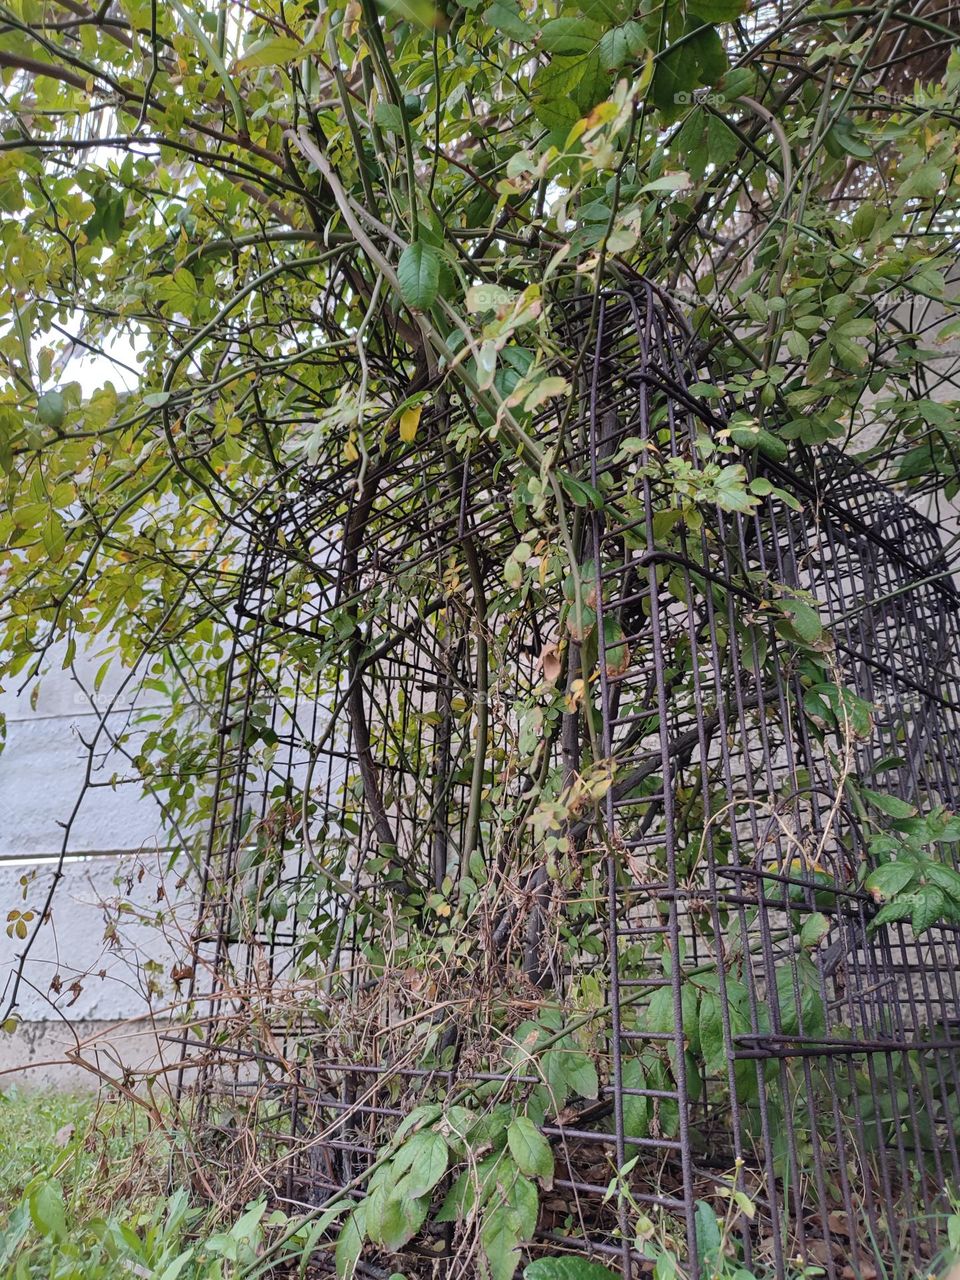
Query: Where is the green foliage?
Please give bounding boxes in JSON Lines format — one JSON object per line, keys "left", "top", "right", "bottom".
{"left": 524, "top": 1259, "right": 620, "bottom": 1279}
{"left": 0, "top": 1092, "right": 128, "bottom": 1217}
{"left": 1, "top": 1176, "right": 279, "bottom": 1280}
{"left": 861, "top": 804, "right": 960, "bottom": 933}
{"left": 340, "top": 1103, "right": 548, "bottom": 1280}
{"left": 0, "top": 1091, "right": 317, "bottom": 1280}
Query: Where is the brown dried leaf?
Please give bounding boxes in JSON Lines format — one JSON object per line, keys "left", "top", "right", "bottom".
{"left": 538, "top": 640, "right": 562, "bottom": 687}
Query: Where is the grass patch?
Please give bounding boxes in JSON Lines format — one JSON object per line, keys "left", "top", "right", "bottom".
{"left": 0, "top": 1087, "right": 322, "bottom": 1278}
{"left": 0, "top": 1086, "right": 164, "bottom": 1219}
{"left": 0, "top": 1090, "right": 93, "bottom": 1209}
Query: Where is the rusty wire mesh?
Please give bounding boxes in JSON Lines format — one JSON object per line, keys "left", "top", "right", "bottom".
{"left": 176, "top": 280, "right": 960, "bottom": 1278}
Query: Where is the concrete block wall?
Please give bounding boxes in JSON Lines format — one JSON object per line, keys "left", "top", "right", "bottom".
{"left": 0, "top": 646, "right": 189, "bottom": 1088}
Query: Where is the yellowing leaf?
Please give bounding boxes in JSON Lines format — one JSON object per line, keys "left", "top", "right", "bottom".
{"left": 399, "top": 404, "right": 422, "bottom": 443}
{"left": 524, "top": 377, "right": 570, "bottom": 413}
{"left": 343, "top": 0, "right": 362, "bottom": 37}
{"left": 236, "top": 35, "right": 302, "bottom": 69}
{"left": 565, "top": 678, "right": 586, "bottom": 711}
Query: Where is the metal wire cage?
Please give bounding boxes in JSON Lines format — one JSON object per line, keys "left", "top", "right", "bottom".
{"left": 179, "top": 280, "right": 960, "bottom": 1279}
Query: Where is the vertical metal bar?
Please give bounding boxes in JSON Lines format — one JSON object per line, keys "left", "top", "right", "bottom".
{"left": 590, "top": 295, "right": 633, "bottom": 1279}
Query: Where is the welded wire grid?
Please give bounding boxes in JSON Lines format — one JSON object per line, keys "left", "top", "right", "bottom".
{"left": 180, "top": 281, "right": 960, "bottom": 1278}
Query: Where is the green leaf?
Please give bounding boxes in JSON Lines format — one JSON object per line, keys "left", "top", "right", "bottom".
{"left": 911, "top": 884, "right": 947, "bottom": 934}
{"left": 539, "top": 17, "right": 602, "bottom": 54}
{"left": 237, "top": 35, "right": 302, "bottom": 68}
{"left": 143, "top": 390, "right": 172, "bottom": 408}
{"left": 83, "top": 184, "right": 124, "bottom": 244}
{"left": 360, "top": 1165, "right": 392, "bottom": 1247}
{"left": 861, "top": 789, "right": 916, "bottom": 819}
{"left": 718, "top": 66, "right": 754, "bottom": 98}
{"left": 688, "top": 22, "right": 727, "bottom": 81}
{"left": 525, "top": 1258, "right": 620, "bottom": 1279}
{"left": 803, "top": 682, "right": 874, "bottom": 739}
{"left": 507, "top": 1117, "right": 554, "bottom": 1180}
{"left": 871, "top": 896, "right": 916, "bottom": 929}
{"left": 230, "top": 1200, "right": 267, "bottom": 1240}
{"left": 506, "top": 1172, "right": 539, "bottom": 1238}
{"left": 799, "top": 912, "right": 831, "bottom": 949}
{"left": 574, "top": 0, "right": 630, "bottom": 21}
{"left": 729, "top": 424, "right": 788, "bottom": 463}
{"left": 156, "top": 1252, "right": 196, "bottom": 1280}
{"left": 775, "top": 955, "right": 825, "bottom": 1037}
{"left": 570, "top": 52, "right": 610, "bottom": 114}
{"left": 620, "top": 1056, "right": 648, "bottom": 1139}
{"left": 392, "top": 1128, "right": 448, "bottom": 1197}
{"left": 543, "top": 1046, "right": 599, "bottom": 1106}
{"left": 697, "top": 989, "right": 726, "bottom": 1074}
{"left": 653, "top": 1255, "right": 679, "bottom": 1280}
{"left": 335, "top": 1204, "right": 367, "bottom": 1279}
{"left": 29, "top": 1181, "right": 66, "bottom": 1242}
{"left": 42, "top": 517, "right": 65, "bottom": 562}
{"left": 378, "top": 1188, "right": 430, "bottom": 1251}
{"left": 836, "top": 317, "right": 874, "bottom": 339}
{"left": 645, "top": 985, "right": 675, "bottom": 1034}
{"left": 484, "top": 1, "right": 530, "bottom": 40}
{"left": 558, "top": 471, "right": 604, "bottom": 509}
{"left": 712, "top": 463, "right": 759, "bottom": 513}
{"left": 397, "top": 242, "right": 441, "bottom": 312}
{"left": 393, "top": 1104, "right": 443, "bottom": 1143}
{"left": 435, "top": 1153, "right": 505, "bottom": 1223}
{"left": 602, "top": 615, "right": 629, "bottom": 676}
{"left": 374, "top": 102, "right": 406, "bottom": 133}
{"left": 826, "top": 118, "right": 873, "bottom": 159}
{"left": 924, "top": 861, "right": 960, "bottom": 902}
{"left": 598, "top": 21, "right": 646, "bottom": 70}
{"left": 851, "top": 202, "right": 878, "bottom": 239}
{"left": 37, "top": 390, "right": 66, "bottom": 429}
{"left": 897, "top": 444, "right": 936, "bottom": 482}
{"left": 157, "top": 268, "right": 200, "bottom": 318}
{"left": 652, "top": 43, "right": 697, "bottom": 117}
{"left": 786, "top": 329, "right": 810, "bottom": 361}
{"left": 864, "top": 860, "right": 917, "bottom": 900}
{"left": 481, "top": 1203, "right": 525, "bottom": 1280}
{"left": 695, "top": 1199, "right": 722, "bottom": 1263}
{"left": 776, "top": 597, "right": 823, "bottom": 648}
{"left": 689, "top": 0, "right": 746, "bottom": 20}
{"left": 532, "top": 55, "right": 607, "bottom": 131}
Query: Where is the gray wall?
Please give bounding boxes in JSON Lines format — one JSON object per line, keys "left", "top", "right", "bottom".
{"left": 0, "top": 646, "right": 187, "bottom": 1087}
